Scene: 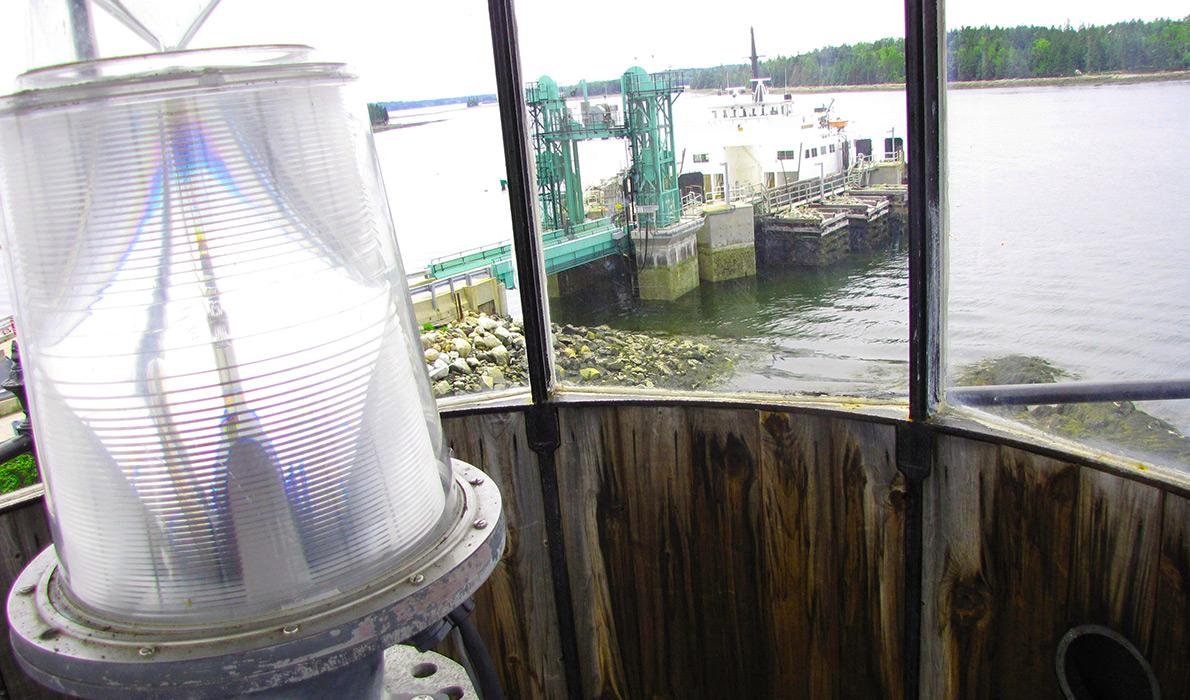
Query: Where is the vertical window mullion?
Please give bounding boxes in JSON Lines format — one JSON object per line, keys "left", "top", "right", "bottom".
{"left": 487, "top": 0, "right": 555, "bottom": 404}
{"left": 905, "top": 0, "right": 947, "bottom": 421}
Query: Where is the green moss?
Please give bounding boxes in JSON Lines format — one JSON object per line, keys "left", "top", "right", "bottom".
{"left": 954, "top": 355, "right": 1069, "bottom": 386}
{"left": 638, "top": 256, "right": 699, "bottom": 301}
{"left": 0, "top": 453, "right": 39, "bottom": 495}
{"left": 698, "top": 244, "right": 756, "bottom": 282}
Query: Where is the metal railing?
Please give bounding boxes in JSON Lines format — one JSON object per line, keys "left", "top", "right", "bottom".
{"left": 409, "top": 267, "right": 498, "bottom": 312}
{"left": 948, "top": 379, "right": 1190, "bottom": 407}
{"left": 763, "top": 172, "right": 849, "bottom": 211}
{"left": 680, "top": 182, "right": 767, "bottom": 216}
{"left": 678, "top": 168, "right": 876, "bottom": 218}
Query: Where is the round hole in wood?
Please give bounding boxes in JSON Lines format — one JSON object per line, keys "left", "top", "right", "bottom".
{"left": 1056, "top": 625, "right": 1159, "bottom": 700}
{"left": 410, "top": 662, "right": 437, "bottom": 679}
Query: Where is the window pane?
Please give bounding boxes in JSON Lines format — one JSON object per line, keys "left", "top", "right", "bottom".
{"left": 942, "top": 5, "right": 1190, "bottom": 470}
{"left": 196, "top": 2, "right": 528, "bottom": 403}
{"left": 516, "top": 2, "right": 909, "bottom": 398}
{"left": 0, "top": 3, "right": 529, "bottom": 407}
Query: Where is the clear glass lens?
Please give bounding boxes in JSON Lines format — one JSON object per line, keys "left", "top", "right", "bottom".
{"left": 0, "top": 49, "right": 450, "bottom": 623}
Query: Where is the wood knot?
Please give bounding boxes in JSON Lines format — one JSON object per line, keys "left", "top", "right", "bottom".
{"left": 887, "top": 475, "right": 909, "bottom": 510}
{"left": 950, "top": 578, "right": 991, "bottom": 627}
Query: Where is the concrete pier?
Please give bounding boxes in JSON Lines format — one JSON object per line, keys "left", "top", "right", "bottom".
{"left": 696, "top": 203, "right": 756, "bottom": 282}
{"left": 632, "top": 218, "right": 701, "bottom": 300}
{"left": 863, "top": 160, "right": 906, "bottom": 186}
{"left": 410, "top": 273, "right": 507, "bottom": 326}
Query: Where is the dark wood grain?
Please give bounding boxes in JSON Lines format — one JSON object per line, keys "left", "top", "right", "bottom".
{"left": 922, "top": 435, "right": 1182, "bottom": 700}
{"left": 758, "top": 411, "right": 904, "bottom": 700}
{"left": 552, "top": 405, "right": 904, "bottom": 699}
{"left": 1070, "top": 469, "right": 1162, "bottom": 652}
{"left": 554, "top": 405, "right": 769, "bottom": 699}
{"left": 923, "top": 438, "right": 1080, "bottom": 700}
{"left": 441, "top": 411, "right": 568, "bottom": 699}
{"left": 0, "top": 493, "right": 67, "bottom": 700}
{"left": 1151, "top": 494, "right": 1189, "bottom": 699}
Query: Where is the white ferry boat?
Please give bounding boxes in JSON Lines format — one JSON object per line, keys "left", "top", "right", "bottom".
{"left": 678, "top": 30, "right": 870, "bottom": 198}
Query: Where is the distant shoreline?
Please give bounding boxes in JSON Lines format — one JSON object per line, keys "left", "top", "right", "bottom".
{"left": 692, "top": 70, "right": 1190, "bottom": 95}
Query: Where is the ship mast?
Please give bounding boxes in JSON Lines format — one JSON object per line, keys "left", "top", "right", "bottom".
{"left": 748, "top": 27, "right": 769, "bottom": 104}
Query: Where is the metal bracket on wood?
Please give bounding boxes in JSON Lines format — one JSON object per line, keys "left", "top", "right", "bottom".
{"left": 895, "top": 422, "right": 934, "bottom": 482}
{"left": 525, "top": 403, "right": 561, "bottom": 455}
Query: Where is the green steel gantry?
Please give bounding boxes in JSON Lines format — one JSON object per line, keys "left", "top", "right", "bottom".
{"left": 424, "top": 68, "right": 683, "bottom": 289}
{"left": 620, "top": 67, "right": 683, "bottom": 230}
{"left": 526, "top": 68, "right": 683, "bottom": 233}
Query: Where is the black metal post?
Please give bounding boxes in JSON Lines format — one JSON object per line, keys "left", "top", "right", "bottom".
{"left": 905, "top": 0, "right": 945, "bottom": 423}
{"left": 487, "top": 3, "right": 583, "bottom": 698}
{"left": 487, "top": 0, "right": 553, "bottom": 405}
{"left": 901, "top": 0, "right": 945, "bottom": 698}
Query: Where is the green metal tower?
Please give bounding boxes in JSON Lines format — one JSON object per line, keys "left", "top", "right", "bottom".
{"left": 526, "top": 69, "right": 682, "bottom": 234}
{"left": 621, "top": 67, "right": 683, "bottom": 230}
{"left": 526, "top": 76, "right": 584, "bottom": 231}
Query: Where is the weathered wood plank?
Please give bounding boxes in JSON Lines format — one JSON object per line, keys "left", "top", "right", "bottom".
{"left": 758, "top": 410, "right": 840, "bottom": 700}
{"left": 757, "top": 412, "right": 903, "bottom": 700}
{"left": 441, "top": 411, "right": 567, "bottom": 700}
{"left": 552, "top": 405, "right": 630, "bottom": 699}
{"left": 1070, "top": 469, "right": 1162, "bottom": 653}
{"left": 1150, "top": 494, "right": 1189, "bottom": 699}
{"left": 920, "top": 434, "right": 989, "bottom": 700}
{"left": 0, "top": 496, "right": 67, "bottom": 699}
{"left": 555, "top": 405, "right": 768, "bottom": 699}
{"left": 681, "top": 407, "right": 766, "bottom": 695}
{"left": 830, "top": 417, "right": 904, "bottom": 700}
{"left": 922, "top": 437, "right": 1080, "bottom": 700}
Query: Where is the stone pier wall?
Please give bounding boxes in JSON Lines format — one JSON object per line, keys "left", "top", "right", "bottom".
{"left": 697, "top": 203, "right": 757, "bottom": 283}
{"left": 633, "top": 218, "right": 702, "bottom": 300}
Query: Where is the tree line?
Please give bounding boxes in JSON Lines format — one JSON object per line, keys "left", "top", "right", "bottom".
{"left": 562, "top": 17, "right": 1187, "bottom": 95}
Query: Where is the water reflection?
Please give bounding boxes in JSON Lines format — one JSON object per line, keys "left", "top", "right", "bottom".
{"left": 552, "top": 242, "right": 908, "bottom": 397}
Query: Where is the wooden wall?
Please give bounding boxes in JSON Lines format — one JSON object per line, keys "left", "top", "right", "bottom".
{"left": 921, "top": 435, "right": 1189, "bottom": 700}
{"left": 552, "top": 406, "right": 904, "bottom": 699}
{"left": 0, "top": 404, "right": 1183, "bottom": 700}
{"left": 441, "top": 411, "right": 568, "bottom": 699}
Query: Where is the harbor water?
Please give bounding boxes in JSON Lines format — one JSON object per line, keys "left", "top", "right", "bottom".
{"left": 1, "top": 81, "right": 1187, "bottom": 432}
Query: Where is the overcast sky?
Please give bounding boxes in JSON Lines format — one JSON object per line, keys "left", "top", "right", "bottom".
{"left": 1, "top": 1, "right": 1186, "bottom": 99}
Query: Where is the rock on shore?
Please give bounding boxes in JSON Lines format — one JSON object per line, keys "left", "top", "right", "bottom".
{"left": 955, "top": 355, "right": 1190, "bottom": 464}
{"left": 421, "top": 312, "right": 732, "bottom": 398}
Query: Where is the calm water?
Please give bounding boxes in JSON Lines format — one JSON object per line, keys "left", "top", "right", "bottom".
{"left": 552, "top": 82, "right": 1190, "bottom": 439}
{"left": 2, "top": 82, "right": 1187, "bottom": 431}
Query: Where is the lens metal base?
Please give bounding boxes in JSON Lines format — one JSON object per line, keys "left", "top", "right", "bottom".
{"left": 7, "top": 459, "right": 504, "bottom": 699}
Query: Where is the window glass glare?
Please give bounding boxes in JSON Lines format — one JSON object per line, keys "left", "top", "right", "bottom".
{"left": 197, "top": 1, "right": 530, "bottom": 403}
{"left": 517, "top": 1, "right": 909, "bottom": 397}
{"left": 942, "top": 5, "right": 1190, "bottom": 469}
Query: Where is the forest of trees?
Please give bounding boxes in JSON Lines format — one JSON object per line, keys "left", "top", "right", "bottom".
{"left": 567, "top": 17, "right": 1188, "bottom": 95}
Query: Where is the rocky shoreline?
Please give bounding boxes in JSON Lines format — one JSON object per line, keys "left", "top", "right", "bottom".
{"left": 955, "top": 355, "right": 1190, "bottom": 465}
{"left": 421, "top": 312, "right": 733, "bottom": 398}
